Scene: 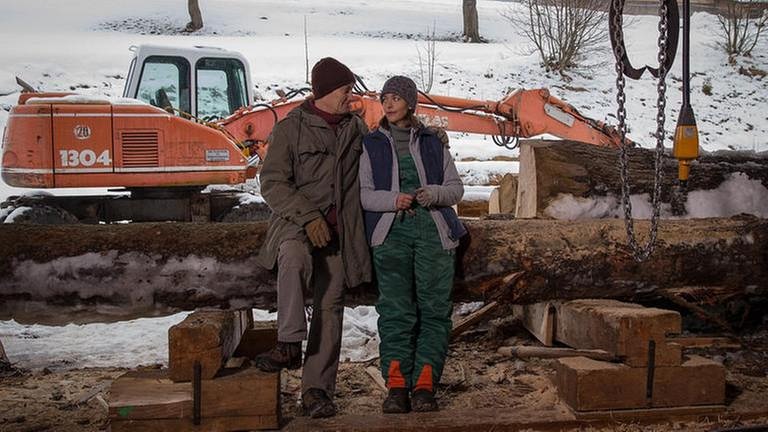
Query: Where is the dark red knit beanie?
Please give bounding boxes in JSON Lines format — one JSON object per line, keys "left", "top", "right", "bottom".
{"left": 311, "top": 57, "right": 355, "bottom": 100}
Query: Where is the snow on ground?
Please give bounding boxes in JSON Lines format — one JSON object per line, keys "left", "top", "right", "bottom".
{"left": 0, "top": 307, "right": 377, "bottom": 369}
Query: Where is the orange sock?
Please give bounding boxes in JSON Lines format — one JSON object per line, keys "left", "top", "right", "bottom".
{"left": 387, "top": 360, "right": 407, "bottom": 389}
{"left": 413, "top": 365, "right": 433, "bottom": 392}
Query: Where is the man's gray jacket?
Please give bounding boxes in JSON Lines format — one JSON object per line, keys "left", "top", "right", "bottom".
{"left": 258, "top": 103, "right": 373, "bottom": 288}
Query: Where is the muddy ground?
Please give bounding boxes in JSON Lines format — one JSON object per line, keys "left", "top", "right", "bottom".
{"left": 1, "top": 316, "right": 767, "bottom": 432}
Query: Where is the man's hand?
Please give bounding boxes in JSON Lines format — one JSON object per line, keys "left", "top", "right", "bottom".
{"left": 415, "top": 186, "right": 439, "bottom": 207}
{"left": 305, "top": 217, "right": 331, "bottom": 248}
{"left": 396, "top": 193, "right": 414, "bottom": 210}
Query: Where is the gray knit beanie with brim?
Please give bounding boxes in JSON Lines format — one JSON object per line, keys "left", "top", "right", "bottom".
{"left": 380, "top": 75, "right": 418, "bottom": 110}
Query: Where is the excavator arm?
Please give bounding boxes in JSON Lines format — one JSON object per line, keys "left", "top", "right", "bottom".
{"left": 219, "top": 88, "right": 628, "bottom": 162}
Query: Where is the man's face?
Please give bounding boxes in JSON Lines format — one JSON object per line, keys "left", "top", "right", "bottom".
{"left": 317, "top": 83, "right": 353, "bottom": 115}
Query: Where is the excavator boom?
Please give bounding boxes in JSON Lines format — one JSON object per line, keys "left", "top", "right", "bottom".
{"left": 219, "top": 88, "right": 627, "bottom": 158}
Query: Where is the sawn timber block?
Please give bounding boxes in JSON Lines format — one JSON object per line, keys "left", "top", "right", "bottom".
{"left": 233, "top": 320, "right": 277, "bottom": 360}
{"left": 555, "top": 299, "right": 682, "bottom": 367}
{"left": 555, "top": 355, "right": 725, "bottom": 412}
{"left": 108, "top": 366, "right": 279, "bottom": 431}
{"left": 168, "top": 309, "right": 253, "bottom": 382}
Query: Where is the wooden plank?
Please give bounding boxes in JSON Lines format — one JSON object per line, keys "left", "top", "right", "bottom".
{"left": 110, "top": 415, "right": 279, "bottom": 432}
{"left": 514, "top": 140, "right": 538, "bottom": 218}
{"left": 573, "top": 404, "right": 726, "bottom": 421}
{"left": 497, "top": 345, "right": 614, "bottom": 361}
{"left": 451, "top": 301, "right": 500, "bottom": 339}
{"left": 364, "top": 366, "right": 387, "bottom": 392}
{"left": 168, "top": 309, "right": 251, "bottom": 382}
{"left": 108, "top": 366, "right": 279, "bottom": 422}
{"left": 513, "top": 302, "right": 556, "bottom": 346}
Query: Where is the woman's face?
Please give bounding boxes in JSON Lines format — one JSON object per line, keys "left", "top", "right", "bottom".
{"left": 381, "top": 93, "right": 409, "bottom": 125}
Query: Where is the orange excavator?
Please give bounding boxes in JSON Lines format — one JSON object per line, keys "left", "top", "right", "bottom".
{"left": 1, "top": 44, "right": 626, "bottom": 223}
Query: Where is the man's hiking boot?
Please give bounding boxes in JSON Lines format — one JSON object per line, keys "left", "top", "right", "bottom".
{"left": 411, "top": 389, "right": 438, "bottom": 412}
{"left": 253, "top": 341, "right": 301, "bottom": 372}
{"left": 302, "top": 388, "right": 337, "bottom": 418}
{"left": 382, "top": 388, "right": 410, "bottom": 414}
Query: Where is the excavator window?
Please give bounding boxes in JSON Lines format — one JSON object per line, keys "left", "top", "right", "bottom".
{"left": 195, "top": 57, "right": 248, "bottom": 121}
{"left": 135, "top": 56, "right": 191, "bottom": 115}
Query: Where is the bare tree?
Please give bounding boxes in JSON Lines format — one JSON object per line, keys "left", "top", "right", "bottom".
{"left": 186, "top": 0, "right": 203, "bottom": 32}
{"left": 501, "top": 0, "right": 608, "bottom": 73}
{"left": 717, "top": 0, "right": 768, "bottom": 58}
{"left": 463, "top": 0, "right": 482, "bottom": 42}
{"left": 416, "top": 24, "right": 439, "bottom": 93}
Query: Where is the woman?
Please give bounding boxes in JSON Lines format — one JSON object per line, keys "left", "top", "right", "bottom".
{"left": 359, "top": 75, "right": 466, "bottom": 413}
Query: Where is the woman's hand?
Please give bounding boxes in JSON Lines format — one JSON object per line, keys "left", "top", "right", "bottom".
{"left": 395, "top": 193, "right": 414, "bottom": 210}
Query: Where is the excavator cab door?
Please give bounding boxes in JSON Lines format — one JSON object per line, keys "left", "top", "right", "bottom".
{"left": 124, "top": 46, "right": 252, "bottom": 121}
{"left": 134, "top": 56, "right": 192, "bottom": 115}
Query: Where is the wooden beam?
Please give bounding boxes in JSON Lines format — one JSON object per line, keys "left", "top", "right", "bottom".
{"left": 553, "top": 300, "right": 682, "bottom": 367}
{"left": 168, "top": 309, "right": 252, "bottom": 382}
{"left": 108, "top": 367, "right": 279, "bottom": 430}
{"left": 233, "top": 321, "right": 277, "bottom": 360}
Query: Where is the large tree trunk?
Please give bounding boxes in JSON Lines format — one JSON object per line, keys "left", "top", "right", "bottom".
{"left": 1, "top": 217, "right": 765, "bottom": 325}
{"left": 462, "top": 0, "right": 481, "bottom": 43}
{"left": 186, "top": 0, "right": 203, "bottom": 32}
{"left": 515, "top": 140, "right": 768, "bottom": 218}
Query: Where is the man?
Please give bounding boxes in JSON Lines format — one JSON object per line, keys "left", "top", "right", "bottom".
{"left": 255, "top": 57, "right": 372, "bottom": 418}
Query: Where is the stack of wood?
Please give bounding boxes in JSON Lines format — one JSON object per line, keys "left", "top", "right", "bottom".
{"left": 108, "top": 309, "right": 280, "bottom": 431}
{"left": 506, "top": 300, "right": 726, "bottom": 413}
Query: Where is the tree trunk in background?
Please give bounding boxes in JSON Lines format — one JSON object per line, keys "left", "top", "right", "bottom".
{"left": 462, "top": 0, "right": 481, "bottom": 42}
{"left": 186, "top": 0, "right": 203, "bottom": 31}
{"left": 515, "top": 140, "right": 768, "bottom": 219}
{"left": 1, "top": 217, "right": 766, "bottom": 325}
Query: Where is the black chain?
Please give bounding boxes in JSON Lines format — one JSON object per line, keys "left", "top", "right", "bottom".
{"left": 612, "top": 0, "right": 669, "bottom": 262}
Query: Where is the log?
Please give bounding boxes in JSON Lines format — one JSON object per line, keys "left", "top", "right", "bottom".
{"left": 515, "top": 140, "right": 768, "bottom": 218}
{"left": 0, "top": 216, "right": 766, "bottom": 324}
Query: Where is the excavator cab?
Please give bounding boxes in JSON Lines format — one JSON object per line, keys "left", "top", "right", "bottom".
{"left": 123, "top": 45, "right": 253, "bottom": 121}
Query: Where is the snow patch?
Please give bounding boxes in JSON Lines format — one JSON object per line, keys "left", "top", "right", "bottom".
{"left": 3, "top": 206, "right": 32, "bottom": 223}
{"left": 686, "top": 173, "right": 768, "bottom": 218}
{"left": 463, "top": 185, "right": 495, "bottom": 202}
{"left": 26, "top": 94, "right": 151, "bottom": 105}
{"left": 544, "top": 172, "right": 768, "bottom": 220}
{"left": 455, "top": 161, "right": 519, "bottom": 186}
